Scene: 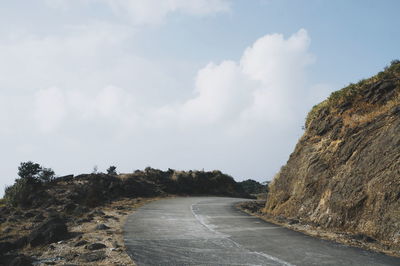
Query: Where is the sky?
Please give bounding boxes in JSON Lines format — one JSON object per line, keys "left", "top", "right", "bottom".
{"left": 1, "top": 0, "right": 399, "bottom": 196}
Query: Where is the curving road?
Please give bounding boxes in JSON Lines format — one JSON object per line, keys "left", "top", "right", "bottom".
{"left": 124, "top": 197, "right": 400, "bottom": 266}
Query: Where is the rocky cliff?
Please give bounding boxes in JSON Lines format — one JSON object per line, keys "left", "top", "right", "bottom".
{"left": 264, "top": 61, "right": 400, "bottom": 248}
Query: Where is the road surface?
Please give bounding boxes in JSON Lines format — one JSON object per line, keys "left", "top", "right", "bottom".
{"left": 124, "top": 197, "right": 400, "bottom": 266}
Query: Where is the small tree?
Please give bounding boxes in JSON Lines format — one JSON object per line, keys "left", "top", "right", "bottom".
{"left": 107, "top": 166, "right": 117, "bottom": 176}
{"left": 17, "top": 161, "right": 55, "bottom": 183}
{"left": 18, "top": 161, "right": 42, "bottom": 181}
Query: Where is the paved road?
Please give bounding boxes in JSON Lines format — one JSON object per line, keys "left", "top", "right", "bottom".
{"left": 124, "top": 197, "right": 400, "bottom": 266}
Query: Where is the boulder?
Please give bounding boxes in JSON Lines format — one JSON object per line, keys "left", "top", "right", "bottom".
{"left": 0, "top": 241, "right": 15, "bottom": 255}
{"left": 95, "top": 224, "right": 110, "bottom": 230}
{"left": 8, "top": 254, "right": 35, "bottom": 266}
{"left": 73, "top": 240, "right": 88, "bottom": 247}
{"left": 86, "top": 243, "right": 107, "bottom": 250}
{"left": 27, "top": 216, "right": 68, "bottom": 247}
{"left": 79, "top": 251, "right": 106, "bottom": 262}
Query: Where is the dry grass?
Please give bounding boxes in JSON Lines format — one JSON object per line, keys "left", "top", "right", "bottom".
{"left": 342, "top": 93, "right": 400, "bottom": 128}
{"left": 306, "top": 60, "right": 400, "bottom": 129}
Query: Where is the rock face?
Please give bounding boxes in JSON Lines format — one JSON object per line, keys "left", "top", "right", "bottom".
{"left": 264, "top": 61, "right": 400, "bottom": 247}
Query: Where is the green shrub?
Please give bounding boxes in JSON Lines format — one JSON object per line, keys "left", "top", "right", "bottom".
{"left": 38, "top": 168, "right": 55, "bottom": 182}
{"left": 17, "top": 161, "right": 55, "bottom": 183}
{"left": 106, "top": 166, "right": 117, "bottom": 176}
{"left": 4, "top": 178, "right": 39, "bottom": 207}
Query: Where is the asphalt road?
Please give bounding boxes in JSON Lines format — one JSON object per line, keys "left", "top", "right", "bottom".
{"left": 124, "top": 197, "right": 400, "bottom": 266}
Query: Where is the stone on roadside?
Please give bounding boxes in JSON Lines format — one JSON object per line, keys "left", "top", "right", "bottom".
{"left": 95, "top": 224, "right": 110, "bottom": 230}
{"left": 79, "top": 251, "right": 106, "bottom": 262}
{"left": 86, "top": 243, "right": 107, "bottom": 250}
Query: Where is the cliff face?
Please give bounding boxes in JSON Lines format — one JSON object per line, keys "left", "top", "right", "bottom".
{"left": 264, "top": 61, "right": 400, "bottom": 246}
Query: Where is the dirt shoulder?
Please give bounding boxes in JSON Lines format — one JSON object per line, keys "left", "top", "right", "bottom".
{"left": 237, "top": 200, "right": 400, "bottom": 258}
{"left": 0, "top": 197, "right": 161, "bottom": 265}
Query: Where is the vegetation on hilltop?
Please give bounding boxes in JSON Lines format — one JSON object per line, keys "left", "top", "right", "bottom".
{"left": 2, "top": 163, "right": 252, "bottom": 209}
{"left": 237, "top": 179, "right": 269, "bottom": 195}
{"left": 306, "top": 59, "right": 400, "bottom": 128}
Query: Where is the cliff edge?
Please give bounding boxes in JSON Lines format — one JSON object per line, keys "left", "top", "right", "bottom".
{"left": 264, "top": 61, "right": 400, "bottom": 248}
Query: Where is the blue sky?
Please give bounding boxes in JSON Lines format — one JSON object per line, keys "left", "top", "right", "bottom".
{"left": 0, "top": 0, "right": 399, "bottom": 196}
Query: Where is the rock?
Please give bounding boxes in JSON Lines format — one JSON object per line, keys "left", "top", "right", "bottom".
{"left": 79, "top": 251, "right": 106, "bottom": 262}
{"left": 86, "top": 243, "right": 107, "bottom": 250}
{"left": 27, "top": 216, "right": 68, "bottom": 247}
{"left": 0, "top": 241, "right": 16, "bottom": 255}
{"left": 391, "top": 105, "right": 400, "bottom": 115}
{"left": 288, "top": 219, "right": 300, "bottom": 225}
{"left": 72, "top": 206, "right": 89, "bottom": 216}
{"left": 63, "top": 203, "right": 77, "bottom": 213}
{"left": 95, "top": 224, "right": 110, "bottom": 230}
{"left": 74, "top": 240, "right": 88, "bottom": 247}
{"left": 23, "top": 212, "right": 35, "bottom": 218}
{"left": 0, "top": 206, "right": 11, "bottom": 215}
{"left": 13, "top": 236, "right": 28, "bottom": 249}
{"left": 64, "top": 253, "right": 78, "bottom": 261}
{"left": 33, "top": 213, "right": 45, "bottom": 223}
{"left": 2, "top": 227, "right": 12, "bottom": 234}
{"left": 352, "top": 234, "right": 377, "bottom": 243}
{"left": 91, "top": 210, "right": 105, "bottom": 216}
{"left": 112, "top": 241, "right": 121, "bottom": 248}
{"left": 8, "top": 254, "right": 35, "bottom": 266}
{"left": 76, "top": 217, "right": 92, "bottom": 224}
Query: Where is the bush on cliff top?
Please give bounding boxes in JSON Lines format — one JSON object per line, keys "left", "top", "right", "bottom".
{"left": 4, "top": 162, "right": 55, "bottom": 207}
{"left": 305, "top": 60, "right": 400, "bottom": 128}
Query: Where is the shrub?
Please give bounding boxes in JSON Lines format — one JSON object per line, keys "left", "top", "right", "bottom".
{"left": 106, "top": 166, "right": 117, "bottom": 176}
{"left": 4, "top": 178, "right": 38, "bottom": 207}
{"left": 3, "top": 162, "right": 56, "bottom": 207}
{"left": 17, "top": 161, "right": 55, "bottom": 183}
{"left": 238, "top": 179, "right": 267, "bottom": 194}
{"left": 18, "top": 161, "right": 41, "bottom": 182}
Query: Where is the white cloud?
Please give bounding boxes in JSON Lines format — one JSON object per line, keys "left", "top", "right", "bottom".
{"left": 179, "top": 61, "right": 253, "bottom": 125}
{"left": 167, "top": 29, "right": 315, "bottom": 131}
{"left": 27, "top": 29, "right": 316, "bottom": 135}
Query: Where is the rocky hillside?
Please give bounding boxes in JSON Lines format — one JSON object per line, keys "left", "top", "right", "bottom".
{"left": 264, "top": 61, "right": 400, "bottom": 248}
{"left": 0, "top": 167, "right": 251, "bottom": 264}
